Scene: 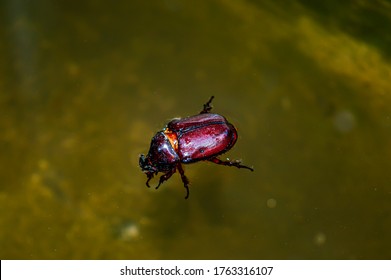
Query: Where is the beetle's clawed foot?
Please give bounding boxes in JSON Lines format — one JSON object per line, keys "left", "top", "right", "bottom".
{"left": 145, "top": 173, "right": 154, "bottom": 188}
{"left": 155, "top": 176, "right": 165, "bottom": 190}
{"left": 176, "top": 163, "right": 190, "bottom": 199}
{"left": 184, "top": 186, "right": 189, "bottom": 199}
{"left": 145, "top": 172, "right": 164, "bottom": 189}
{"left": 182, "top": 179, "right": 190, "bottom": 199}
{"left": 200, "top": 96, "right": 215, "bottom": 114}
{"left": 146, "top": 169, "right": 177, "bottom": 191}
{"left": 232, "top": 159, "right": 254, "bottom": 172}
{"left": 208, "top": 157, "right": 254, "bottom": 171}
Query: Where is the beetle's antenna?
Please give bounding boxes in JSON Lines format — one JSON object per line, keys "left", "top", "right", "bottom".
{"left": 200, "top": 96, "right": 214, "bottom": 114}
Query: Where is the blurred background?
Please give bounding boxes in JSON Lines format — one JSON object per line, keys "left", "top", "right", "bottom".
{"left": 1, "top": 0, "right": 391, "bottom": 259}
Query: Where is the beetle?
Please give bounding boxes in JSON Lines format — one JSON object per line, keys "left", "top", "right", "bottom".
{"left": 139, "top": 96, "right": 253, "bottom": 199}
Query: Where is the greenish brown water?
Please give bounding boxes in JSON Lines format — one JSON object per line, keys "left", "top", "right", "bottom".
{"left": 1, "top": 0, "right": 391, "bottom": 259}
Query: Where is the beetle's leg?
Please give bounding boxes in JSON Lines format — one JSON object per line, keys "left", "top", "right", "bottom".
{"left": 207, "top": 157, "right": 254, "bottom": 171}
{"left": 155, "top": 168, "right": 176, "bottom": 190}
{"left": 145, "top": 173, "right": 155, "bottom": 188}
{"left": 200, "top": 96, "right": 215, "bottom": 114}
{"left": 177, "top": 163, "right": 190, "bottom": 199}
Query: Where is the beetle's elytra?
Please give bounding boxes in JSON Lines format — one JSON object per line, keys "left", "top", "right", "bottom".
{"left": 139, "top": 96, "right": 253, "bottom": 199}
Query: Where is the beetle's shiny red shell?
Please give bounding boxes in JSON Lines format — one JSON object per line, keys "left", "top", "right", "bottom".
{"left": 167, "top": 113, "right": 237, "bottom": 163}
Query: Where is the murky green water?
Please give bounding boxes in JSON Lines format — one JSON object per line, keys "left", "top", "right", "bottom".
{"left": 1, "top": 0, "right": 391, "bottom": 259}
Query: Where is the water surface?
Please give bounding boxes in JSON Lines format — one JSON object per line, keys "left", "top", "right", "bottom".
{"left": 1, "top": 0, "right": 390, "bottom": 259}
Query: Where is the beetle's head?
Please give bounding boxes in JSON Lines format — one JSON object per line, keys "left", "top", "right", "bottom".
{"left": 139, "top": 154, "right": 158, "bottom": 174}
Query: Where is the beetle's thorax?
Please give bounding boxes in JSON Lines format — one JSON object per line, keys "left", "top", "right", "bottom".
{"left": 139, "top": 130, "right": 180, "bottom": 173}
